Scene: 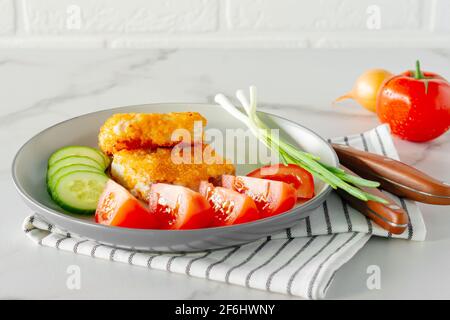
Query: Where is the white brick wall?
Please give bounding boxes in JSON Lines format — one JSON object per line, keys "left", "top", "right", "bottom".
{"left": 24, "top": 0, "right": 219, "bottom": 34}
{"left": 226, "top": 0, "right": 420, "bottom": 31}
{"left": 0, "top": 0, "right": 448, "bottom": 48}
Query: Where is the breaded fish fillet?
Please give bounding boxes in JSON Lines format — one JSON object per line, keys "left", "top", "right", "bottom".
{"left": 99, "top": 112, "right": 206, "bottom": 155}
{"left": 110, "top": 146, "right": 235, "bottom": 201}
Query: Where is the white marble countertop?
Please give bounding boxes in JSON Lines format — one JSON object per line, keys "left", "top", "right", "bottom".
{"left": 1, "top": 49, "right": 449, "bottom": 299}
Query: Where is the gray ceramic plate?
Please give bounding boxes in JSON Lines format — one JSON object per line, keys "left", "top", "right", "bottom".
{"left": 13, "top": 103, "right": 338, "bottom": 252}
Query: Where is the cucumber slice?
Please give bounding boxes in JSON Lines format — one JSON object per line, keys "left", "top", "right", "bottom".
{"left": 48, "top": 164, "right": 103, "bottom": 192}
{"left": 47, "top": 156, "right": 104, "bottom": 179}
{"left": 52, "top": 171, "right": 109, "bottom": 214}
{"left": 99, "top": 153, "right": 111, "bottom": 169}
{"left": 48, "top": 146, "right": 109, "bottom": 169}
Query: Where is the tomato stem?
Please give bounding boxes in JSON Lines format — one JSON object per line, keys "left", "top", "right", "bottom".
{"left": 414, "top": 60, "right": 429, "bottom": 94}
{"left": 415, "top": 60, "right": 424, "bottom": 79}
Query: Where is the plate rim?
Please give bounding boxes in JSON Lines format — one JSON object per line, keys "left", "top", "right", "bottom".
{"left": 12, "top": 102, "right": 338, "bottom": 235}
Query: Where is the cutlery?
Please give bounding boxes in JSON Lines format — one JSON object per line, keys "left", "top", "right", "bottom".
{"left": 336, "top": 165, "right": 409, "bottom": 234}
{"left": 332, "top": 143, "right": 450, "bottom": 205}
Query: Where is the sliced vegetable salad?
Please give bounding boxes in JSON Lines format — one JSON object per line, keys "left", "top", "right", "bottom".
{"left": 46, "top": 146, "right": 110, "bottom": 214}
{"left": 47, "top": 145, "right": 315, "bottom": 229}
{"left": 45, "top": 86, "right": 384, "bottom": 230}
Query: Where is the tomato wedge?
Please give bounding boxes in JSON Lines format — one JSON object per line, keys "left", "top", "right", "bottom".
{"left": 247, "top": 164, "right": 314, "bottom": 199}
{"left": 95, "top": 180, "right": 160, "bottom": 229}
{"left": 222, "top": 175, "right": 297, "bottom": 218}
{"left": 149, "top": 183, "right": 213, "bottom": 230}
{"left": 199, "top": 181, "right": 260, "bottom": 227}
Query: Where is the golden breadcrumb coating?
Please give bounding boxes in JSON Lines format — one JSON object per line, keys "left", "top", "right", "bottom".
{"left": 98, "top": 112, "right": 206, "bottom": 155}
{"left": 110, "top": 145, "right": 235, "bottom": 201}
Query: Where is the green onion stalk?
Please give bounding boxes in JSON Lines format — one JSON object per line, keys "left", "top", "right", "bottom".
{"left": 215, "top": 86, "right": 387, "bottom": 204}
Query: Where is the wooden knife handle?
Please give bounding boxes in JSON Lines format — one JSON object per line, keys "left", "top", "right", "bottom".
{"left": 332, "top": 143, "right": 450, "bottom": 205}
{"left": 337, "top": 166, "right": 409, "bottom": 235}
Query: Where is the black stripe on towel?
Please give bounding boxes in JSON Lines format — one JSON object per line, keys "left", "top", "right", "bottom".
{"left": 24, "top": 216, "right": 36, "bottom": 232}
{"left": 340, "top": 198, "right": 353, "bottom": 232}
{"left": 305, "top": 217, "right": 312, "bottom": 237}
{"left": 285, "top": 228, "right": 293, "bottom": 239}
{"left": 225, "top": 237, "right": 271, "bottom": 283}
{"left": 166, "top": 253, "right": 187, "bottom": 272}
{"left": 286, "top": 234, "right": 338, "bottom": 295}
{"left": 128, "top": 252, "right": 137, "bottom": 265}
{"left": 307, "top": 232, "right": 358, "bottom": 299}
{"left": 146, "top": 253, "right": 162, "bottom": 269}
{"left": 365, "top": 216, "right": 373, "bottom": 234}
{"left": 323, "top": 201, "right": 332, "bottom": 234}
{"left": 55, "top": 236, "right": 69, "bottom": 249}
{"left": 109, "top": 248, "right": 118, "bottom": 261}
{"left": 343, "top": 136, "right": 349, "bottom": 145}
{"left": 399, "top": 198, "right": 414, "bottom": 240}
{"left": 90, "top": 244, "right": 103, "bottom": 257}
{"left": 245, "top": 238, "right": 294, "bottom": 287}
{"left": 360, "top": 133, "right": 369, "bottom": 152}
{"left": 374, "top": 127, "right": 387, "bottom": 156}
{"left": 185, "top": 251, "right": 212, "bottom": 276}
{"left": 73, "top": 239, "right": 88, "bottom": 254}
{"left": 265, "top": 236, "right": 316, "bottom": 291}
{"left": 23, "top": 217, "right": 36, "bottom": 232}
{"left": 205, "top": 246, "right": 240, "bottom": 279}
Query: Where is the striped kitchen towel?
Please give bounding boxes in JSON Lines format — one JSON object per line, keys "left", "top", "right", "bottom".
{"left": 22, "top": 124, "right": 426, "bottom": 299}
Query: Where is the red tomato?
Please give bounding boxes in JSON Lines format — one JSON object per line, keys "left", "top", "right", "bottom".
{"left": 199, "top": 181, "right": 260, "bottom": 227}
{"left": 222, "top": 175, "right": 297, "bottom": 218}
{"left": 149, "top": 183, "right": 212, "bottom": 230}
{"left": 247, "top": 164, "right": 314, "bottom": 199}
{"left": 95, "top": 180, "right": 160, "bottom": 229}
{"left": 377, "top": 62, "right": 450, "bottom": 142}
